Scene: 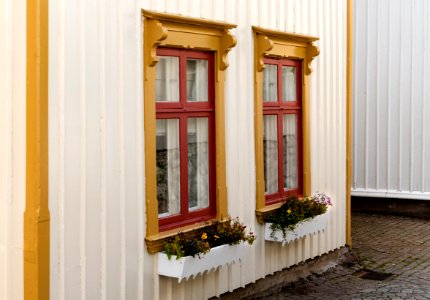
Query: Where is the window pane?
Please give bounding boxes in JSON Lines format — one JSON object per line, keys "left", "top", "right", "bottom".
{"left": 156, "top": 119, "right": 180, "bottom": 217}
{"left": 263, "top": 64, "right": 278, "bottom": 102}
{"left": 282, "top": 66, "right": 296, "bottom": 101}
{"left": 264, "top": 115, "right": 278, "bottom": 194}
{"left": 187, "top": 118, "right": 209, "bottom": 210}
{"left": 187, "top": 59, "right": 208, "bottom": 102}
{"left": 156, "top": 56, "right": 179, "bottom": 102}
{"left": 283, "top": 114, "right": 298, "bottom": 189}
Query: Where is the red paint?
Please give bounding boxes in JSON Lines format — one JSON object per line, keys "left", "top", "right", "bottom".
{"left": 263, "top": 58, "right": 303, "bottom": 205}
{"left": 156, "top": 48, "right": 216, "bottom": 232}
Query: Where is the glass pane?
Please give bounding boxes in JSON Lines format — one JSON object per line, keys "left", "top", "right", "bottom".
{"left": 282, "top": 66, "right": 296, "bottom": 101}
{"left": 263, "top": 64, "right": 278, "bottom": 102}
{"left": 283, "top": 114, "right": 298, "bottom": 189}
{"left": 263, "top": 115, "right": 278, "bottom": 194}
{"left": 187, "top": 118, "right": 209, "bottom": 210}
{"left": 156, "top": 56, "right": 179, "bottom": 102}
{"left": 187, "top": 59, "right": 208, "bottom": 102}
{"left": 156, "top": 119, "right": 180, "bottom": 217}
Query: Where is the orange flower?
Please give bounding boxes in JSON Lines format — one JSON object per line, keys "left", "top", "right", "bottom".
{"left": 201, "top": 233, "right": 208, "bottom": 240}
{"left": 214, "top": 235, "right": 220, "bottom": 239}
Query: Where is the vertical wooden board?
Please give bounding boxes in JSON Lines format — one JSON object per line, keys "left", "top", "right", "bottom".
{"left": 264, "top": 242, "right": 272, "bottom": 275}
{"left": 376, "top": 0, "right": 390, "bottom": 191}
{"left": 228, "top": 262, "right": 242, "bottom": 292}
{"left": 270, "top": 242, "right": 279, "bottom": 274}
{"left": 83, "top": 3, "right": 103, "bottom": 297}
{"left": 410, "top": 0, "right": 425, "bottom": 192}
{"left": 353, "top": 0, "right": 368, "bottom": 190}
{"left": 398, "top": 1, "right": 412, "bottom": 192}
{"left": 104, "top": 1, "right": 122, "bottom": 299}
{"left": 387, "top": 0, "right": 401, "bottom": 191}
{"left": 424, "top": 1, "right": 430, "bottom": 192}
{"left": 203, "top": 270, "right": 217, "bottom": 299}
{"left": 215, "top": 265, "right": 229, "bottom": 296}
{"left": 159, "top": 277, "right": 172, "bottom": 300}
{"left": 63, "top": 0, "right": 83, "bottom": 297}
{"left": 191, "top": 274, "right": 205, "bottom": 300}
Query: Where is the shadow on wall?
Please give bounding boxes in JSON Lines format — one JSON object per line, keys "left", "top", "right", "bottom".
{"left": 352, "top": 196, "right": 430, "bottom": 219}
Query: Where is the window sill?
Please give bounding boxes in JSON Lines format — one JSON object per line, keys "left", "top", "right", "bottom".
{"left": 145, "top": 218, "right": 229, "bottom": 254}
{"left": 255, "top": 202, "right": 284, "bottom": 225}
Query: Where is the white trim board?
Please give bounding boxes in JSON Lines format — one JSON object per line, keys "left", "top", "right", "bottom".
{"left": 352, "top": 189, "right": 430, "bottom": 201}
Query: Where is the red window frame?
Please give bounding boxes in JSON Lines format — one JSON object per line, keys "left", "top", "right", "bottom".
{"left": 263, "top": 57, "right": 303, "bottom": 205}
{"left": 156, "top": 48, "right": 216, "bottom": 232}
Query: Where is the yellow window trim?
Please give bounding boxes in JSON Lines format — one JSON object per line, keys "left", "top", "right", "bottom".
{"left": 24, "top": 0, "right": 50, "bottom": 299}
{"left": 142, "top": 10, "right": 236, "bottom": 254}
{"left": 253, "top": 26, "right": 319, "bottom": 224}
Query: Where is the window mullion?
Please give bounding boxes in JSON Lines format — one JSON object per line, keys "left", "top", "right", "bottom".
{"left": 277, "top": 111, "right": 284, "bottom": 196}
{"left": 179, "top": 114, "right": 189, "bottom": 217}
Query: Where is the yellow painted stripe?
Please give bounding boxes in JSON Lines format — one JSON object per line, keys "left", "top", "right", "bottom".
{"left": 24, "top": 0, "right": 50, "bottom": 298}
{"left": 346, "top": 0, "right": 353, "bottom": 247}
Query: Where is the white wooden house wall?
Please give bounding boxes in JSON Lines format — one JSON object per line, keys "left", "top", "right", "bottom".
{"left": 353, "top": 0, "right": 430, "bottom": 200}
{"left": 0, "top": 0, "right": 26, "bottom": 299}
{"left": 48, "top": 0, "right": 347, "bottom": 299}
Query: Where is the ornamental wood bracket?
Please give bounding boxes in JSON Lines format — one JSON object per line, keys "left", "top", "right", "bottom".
{"left": 144, "top": 19, "right": 168, "bottom": 67}
{"left": 305, "top": 43, "right": 320, "bottom": 75}
{"left": 219, "top": 29, "right": 237, "bottom": 70}
{"left": 255, "top": 34, "right": 274, "bottom": 72}
{"left": 253, "top": 26, "right": 320, "bottom": 75}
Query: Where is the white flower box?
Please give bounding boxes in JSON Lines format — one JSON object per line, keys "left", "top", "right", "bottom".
{"left": 158, "top": 243, "right": 247, "bottom": 282}
{"left": 265, "top": 209, "right": 330, "bottom": 246}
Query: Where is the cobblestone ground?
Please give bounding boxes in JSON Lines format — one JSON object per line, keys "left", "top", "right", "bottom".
{"left": 260, "top": 214, "right": 430, "bottom": 299}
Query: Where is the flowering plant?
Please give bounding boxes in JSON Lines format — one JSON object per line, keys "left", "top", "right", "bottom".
{"left": 164, "top": 218, "right": 256, "bottom": 260}
{"left": 263, "top": 193, "right": 332, "bottom": 239}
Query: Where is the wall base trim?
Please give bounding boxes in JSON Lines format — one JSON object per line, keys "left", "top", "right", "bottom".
{"left": 352, "top": 189, "right": 430, "bottom": 201}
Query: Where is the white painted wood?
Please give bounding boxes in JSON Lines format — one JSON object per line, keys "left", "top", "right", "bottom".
{"left": 353, "top": 0, "right": 430, "bottom": 199}
{"left": 49, "top": 0, "right": 347, "bottom": 299}
{"left": 0, "top": 0, "right": 26, "bottom": 299}
{"left": 265, "top": 209, "right": 330, "bottom": 246}
{"left": 158, "top": 243, "right": 248, "bottom": 283}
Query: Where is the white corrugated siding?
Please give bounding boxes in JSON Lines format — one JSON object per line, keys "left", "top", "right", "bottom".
{"left": 49, "top": 0, "right": 347, "bottom": 299}
{"left": 353, "top": 0, "right": 430, "bottom": 200}
{"left": 0, "top": 0, "right": 26, "bottom": 299}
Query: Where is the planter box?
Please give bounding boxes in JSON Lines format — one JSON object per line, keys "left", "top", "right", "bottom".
{"left": 265, "top": 210, "right": 330, "bottom": 246}
{"left": 158, "top": 243, "right": 247, "bottom": 282}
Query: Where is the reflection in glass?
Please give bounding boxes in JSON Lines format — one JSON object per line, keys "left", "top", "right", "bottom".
{"left": 282, "top": 66, "right": 296, "bottom": 101}
{"left": 188, "top": 118, "right": 209, "bottom": 210}
{"left": 156, "top": 56, "right": 180, "bottom": 102}
{"left": 187, "top": 59, "right": 208, "bottom": 102}
{"left": 264, "top": 115, "right": 278, "bottom": 194}
{"left": 156, "top": 119, "right": 180, "bottom": 217}
{"left": 263, "top": 64, "right": 278, "bottom": 102}
{"left": 283, "top": 114, "right": 298, "bottom": 189}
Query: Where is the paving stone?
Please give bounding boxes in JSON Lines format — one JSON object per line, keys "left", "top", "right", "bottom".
{"left": 255, "top": 214, "right": 430, "bottom": 299}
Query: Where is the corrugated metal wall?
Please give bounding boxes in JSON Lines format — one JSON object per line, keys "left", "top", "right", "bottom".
{"left": 0, "top": 0, "right": 26, "bottom": 299}
{"left": 353, "top": 0, "right": 430, "bottom": 200}
{"left": 49, "top": 0, "right": 347, "bottom": 299}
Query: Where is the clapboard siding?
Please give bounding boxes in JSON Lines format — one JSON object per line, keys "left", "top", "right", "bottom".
{"left": 353, "top": 0, "right": 430, "bottom": 199}
{"left": 49, "top": 0, "right": 347, "bottom": 299}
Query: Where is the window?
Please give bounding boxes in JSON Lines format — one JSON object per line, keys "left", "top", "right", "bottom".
{"left": 253, "top": 26, "right": 319, "bottom": 222}
{"left": 155, "top": 48, "right": 216, "bottom": 231}
{"left": 263, "top": 58, "right": 302, "bottom": 204}
{"left": 143, "top": 10, "right": 236, "bottom": 253}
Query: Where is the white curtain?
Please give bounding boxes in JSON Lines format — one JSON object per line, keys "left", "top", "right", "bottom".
{"left": 187, "top": 118, "right": 209, "bottom": 210}
{"left": 263, "top": 64, "right": 278, "bottom": 102}
{"left": 282, "top": 66, "right": 296, "bottom": 101}
{"left": 186, "top": 59, "right": 208, "bottom": 102}
{"left": 156, "top": 119, "right": 180, "bottom": 217}
{"left": 264, "top": 115, "right": 278, "bottom": 194}
{"left": 156, "top": 56, "right": 179, "bottom": 102}
{"left": 283, "top": 114, "right": 298, "bottom": 189}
